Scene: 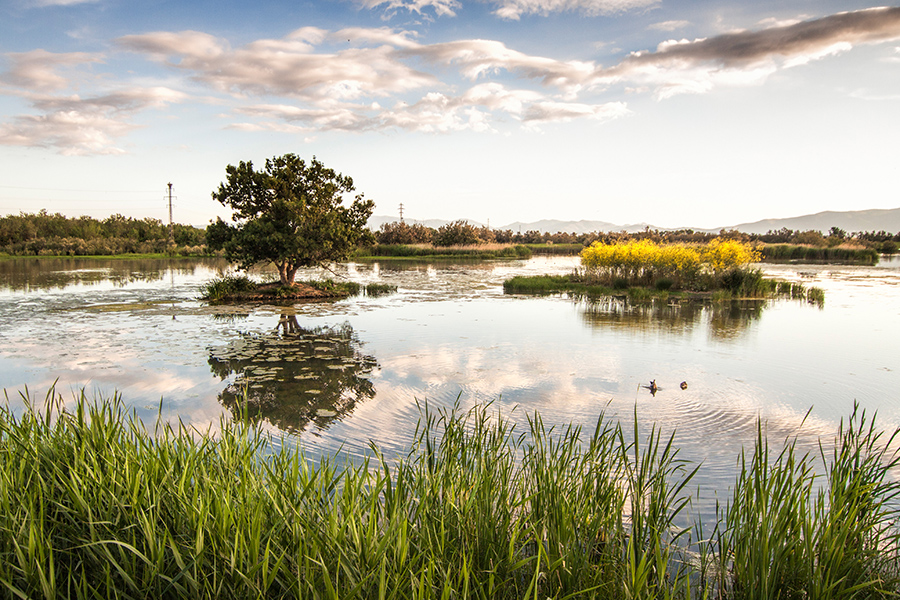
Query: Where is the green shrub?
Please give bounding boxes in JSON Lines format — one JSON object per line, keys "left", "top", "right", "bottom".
{"left": 200, "top": 274, "right": 258, "bottom": 301}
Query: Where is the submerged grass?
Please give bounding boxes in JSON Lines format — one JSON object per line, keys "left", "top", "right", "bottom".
{"left": 0, "top": 391, "right": 897, "bottom": 599}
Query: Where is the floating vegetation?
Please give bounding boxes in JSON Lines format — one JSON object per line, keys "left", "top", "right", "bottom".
{"left": 208, "top": 314, "right": 377, "bottom": 433}
{"left": 363, "top": 282, "right": 398, "bottom": 296}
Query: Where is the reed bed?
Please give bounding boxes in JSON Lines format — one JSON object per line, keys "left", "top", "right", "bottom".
{"left": 357, "top": 244, "right": 532, "bottom": 260}
{"left": 712, "top": 406, "right": 900, "bottom": 599}
{"left": 0, "top": 392, "right": 897, "bottom": 599}
{"left": 760, "top": 244, "right": 880, "bottom": 265}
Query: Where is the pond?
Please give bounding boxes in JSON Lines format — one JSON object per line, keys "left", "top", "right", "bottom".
{"left": 1, "top": 254, "right": 899, "bottom": 523}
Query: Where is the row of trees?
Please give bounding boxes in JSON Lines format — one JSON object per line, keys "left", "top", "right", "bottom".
{"left": 0, "top": 210, "right": 207, "bottom": 255}
{"left": 376, "top": 221, "right": 900, "bottom": 252}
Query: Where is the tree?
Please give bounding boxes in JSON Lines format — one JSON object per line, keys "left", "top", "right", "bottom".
{"left": 207, "top": 154, "right": 374, "bottom": 285}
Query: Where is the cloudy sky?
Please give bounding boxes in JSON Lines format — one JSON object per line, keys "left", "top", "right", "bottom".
{"left": 1, "top": 0, "right": 898, "bottom": 229}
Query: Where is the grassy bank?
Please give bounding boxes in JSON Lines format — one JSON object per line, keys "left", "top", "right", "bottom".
{"left": 355, "top": 243, "right": 532, "bottom": 260}
{"left": 760, "top": 244, "right": 880, "bottom": 264}
{"left": 0, "top": 393, "right": 897, "bottom": 599}
{"left": 0, "top": 252, "right": 212, "bottom": 261}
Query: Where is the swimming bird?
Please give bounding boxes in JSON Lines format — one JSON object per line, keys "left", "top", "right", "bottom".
{"left": 680, "top": 381, "right": 688, "bottom": 390}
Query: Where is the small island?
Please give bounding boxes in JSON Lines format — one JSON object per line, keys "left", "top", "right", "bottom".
{"left": 504, "top": 238, "right": 826, "bottom": 305}
{"left": 201, "top": 153, "right": 375, "bottom": 303}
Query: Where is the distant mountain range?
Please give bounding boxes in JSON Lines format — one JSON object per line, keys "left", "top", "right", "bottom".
{"left": 368, "top": 207, "right": 900, "bottom": 235}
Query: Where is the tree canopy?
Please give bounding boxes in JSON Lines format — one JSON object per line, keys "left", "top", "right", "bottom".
{"left": 207, "top": 154, "right": 374, "bottom": 285}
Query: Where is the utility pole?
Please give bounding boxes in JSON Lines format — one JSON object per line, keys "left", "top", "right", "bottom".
{"left": 398, "top": 203, "right": 405, "bottom": 223}
{"left": 167, "top": 182, "right": 174, "bottom": 247}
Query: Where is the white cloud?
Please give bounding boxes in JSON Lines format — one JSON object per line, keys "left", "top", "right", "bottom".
{"left": 648, "top": 20, "right": 690, "bottom": 32}
{"left": 1, "top": 50, "right": 102, "bottom": 92}
{"left": 0, "top": 110, "right": 133, "bottom": 155}
{"left": 0, "top": 87, "right": 186, "bottom": 154}
{"left": 598, "top": 6, "right": 900, "bottom": 98}
{"left": 356, "top": 0, "right": 461, "bottom": 18}
{"left": 405, "top": 39, "right": 596, "bottom": 94}
{"left": 331, "top": 27, "right": 421, "bottom": 49}
{"left": 485, "top": 0, "right": 659, "bottom": 20}
{"left": 522, "top": 99, "right": 629, "bottom": 123}
{"left": 117, "top": 29, "right": 436, "bottom": 101}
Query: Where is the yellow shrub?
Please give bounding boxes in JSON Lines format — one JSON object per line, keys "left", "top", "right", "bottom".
{"left": 701, "top": 239, "right": 760, "bottom": 273}
{"left": 581, "top": 238, "right": 759, "bottom": 287}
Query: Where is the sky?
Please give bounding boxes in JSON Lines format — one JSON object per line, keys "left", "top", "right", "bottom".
{"left": 1, "top": 0, "right": 899, "bottom": 230}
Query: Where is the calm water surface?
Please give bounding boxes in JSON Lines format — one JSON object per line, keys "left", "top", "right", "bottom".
{"left": 1, "top": 255, "right": 898, "bottom": 521}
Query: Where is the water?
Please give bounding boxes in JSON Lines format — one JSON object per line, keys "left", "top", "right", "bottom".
{"left": 1, "top": 254, "right": 899, "bottom": 522}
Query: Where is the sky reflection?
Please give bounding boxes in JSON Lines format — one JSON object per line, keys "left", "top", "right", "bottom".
{"left": 0, "top": 255, "right": 898, "bottom": 524}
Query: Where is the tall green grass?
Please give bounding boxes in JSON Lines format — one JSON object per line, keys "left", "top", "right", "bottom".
{"left": 0, "top": 392, "right": 897, "bottom": 599}
{"left": 712, "top": 405, "right": 900, "bottom": 599}
{"left": 199, "top": 273, "right": 258, "bottom": 301}
{"left": 761, "top": 244, "right": 880, "bottom": 265}
{"left": 0, "top": 393, "right": 697, "bottom": 599}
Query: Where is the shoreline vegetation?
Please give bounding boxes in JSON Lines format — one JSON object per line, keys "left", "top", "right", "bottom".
{"left": 200, "top": 274, "right": 396, "bottom": 303}
{"left": 2, "top": 211, "right": 896, "bottom": 265}
{"left": 354, "top": 242, "right": 533, "bottom": 260}
{"left": 505, "top": 239, "right": 827, "bottom": 305}
{"left": 0, "top": 392, "right": 897, "bottom": 599}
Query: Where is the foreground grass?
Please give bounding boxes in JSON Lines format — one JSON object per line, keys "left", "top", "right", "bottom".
{"left": 0, "top": 394, "right": 897, "bottom": 599}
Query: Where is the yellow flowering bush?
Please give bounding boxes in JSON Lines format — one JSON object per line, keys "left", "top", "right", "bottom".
{"left": 701, "top": 239, "right": 761, "bottom": 273}
{"left": 580, "top": 238, "right": 759, "bottom": 290}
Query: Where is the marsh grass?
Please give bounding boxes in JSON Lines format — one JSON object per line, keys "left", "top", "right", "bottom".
{"left": 363, "top": 282, "right": 398, "bottom": 296}
{"left": 199, "top": 273, "right": 258, "bottom": 301}
{"left": 357, "top": 244, "right": 532, "bottom": 260}
{"left": 0, "top": 392, "right": 698, "bottom": 599}
{"left": 761, "top": 244, "right": 880, "bottom": 265}
{"left": 0, "top": 391, "right": 897, "bottom": 599}
{"left": 711, "top": 405, "right": 900, "bottom": 599}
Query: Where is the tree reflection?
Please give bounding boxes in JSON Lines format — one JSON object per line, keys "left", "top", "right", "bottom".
{"left": 580, "top": 298, "right": 767, "bottom": 340}
{"left": 208, "top": 314, "right": 377, "bottom": 434}
{"left": 0, "top": 257, "right": 224, "bottom": 291}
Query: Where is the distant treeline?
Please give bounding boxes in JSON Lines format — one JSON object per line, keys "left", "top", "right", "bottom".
{"left": 4, "top": 211, "right": 898, "bottom": 258}
{"left": 375, "top": 221, "right": 900, "bottom": 254}
{"left": 0, "top": 210, "right": 207, "bottom": 256}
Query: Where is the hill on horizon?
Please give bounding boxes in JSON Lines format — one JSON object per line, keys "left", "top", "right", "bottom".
{"left": 369, "top": 207, "right": 900, "bottom": 236}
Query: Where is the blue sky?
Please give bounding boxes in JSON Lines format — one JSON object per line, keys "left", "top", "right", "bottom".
{"left": 1, "top": 0, "right": 898, "bottom": 229}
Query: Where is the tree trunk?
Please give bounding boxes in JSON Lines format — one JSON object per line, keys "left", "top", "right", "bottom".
{"left": 277, "top": 262, "right": 298, "bottom": 286}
